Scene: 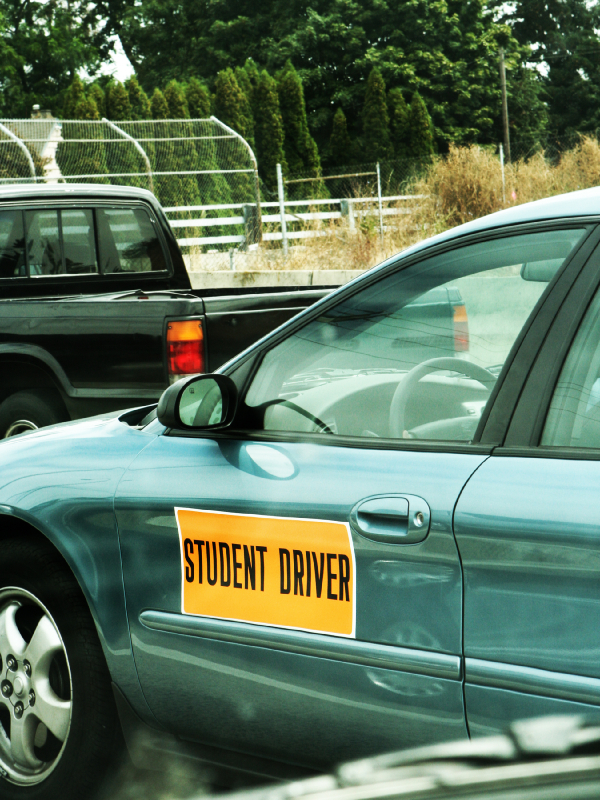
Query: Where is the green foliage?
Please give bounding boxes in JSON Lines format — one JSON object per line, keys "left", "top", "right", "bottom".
{"left": 408, "top": 93, "right": 434, "bottom": 160}
{"left": 63, "top": 77, "right": 86, "bottom": 119}
{"left": 151, "top": 88, "right": 169, "bottom": 119}
{"left": 88, "top": 84, "right": 106, "bottom": 118}
{"left": 276, "top": 61, "right": 320, "bottom": 175}
{"left": 126, "top": 76, "right": 151, "bottom": 120}
{"left": 106, "top": 82, "right": 132, "bottom": 121}
{"left": 213, "top": 69, "right": 251, "bottom": 139}
{"left": 164, "top": 80, "right": 189, "bottom": 119}
{"left": 74, "top": 96, "right": 100, "bottom": 121}
{"left": 362, "top": 68, "right": 392, "bottom": 162}
{"left": 329, "top": 108, "right": 353, "bottom": 166}
{"left": 185, "top": 78, "right": 210, "bottom": 118}
{"left": 388, "top": 88, "right": 410, "bottom": 160}
{"left": 253, "top": 70, "right": 286, "bottom": 192}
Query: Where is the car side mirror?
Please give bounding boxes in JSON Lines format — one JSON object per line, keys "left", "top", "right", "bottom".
{"left": 157, "top": 374, "right": 238, "bottom": 430}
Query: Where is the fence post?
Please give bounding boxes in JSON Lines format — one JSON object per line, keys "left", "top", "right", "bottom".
{"left": 499, "top": 143, "right": 506, "bottom": 206}
{"left": 277, "top": 163, "right": 288, "bottom": 257}
{"left": 340, "top": 199, "right": 356, "bottom": 231}
{"left": 0, "top": 123, "right": 37, "bottom": 181}
{"left": 376, "top": 162, "right": 384, "bottom": 244}
{"left": 102, "top": 118, "right": 154, "bottom": 193}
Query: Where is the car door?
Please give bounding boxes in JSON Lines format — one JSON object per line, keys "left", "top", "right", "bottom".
{"left": 455, "top": 230, "right": 600, "bottom": 737}
{"left": 115, "top": 223, "right": 595, "bottom": 773}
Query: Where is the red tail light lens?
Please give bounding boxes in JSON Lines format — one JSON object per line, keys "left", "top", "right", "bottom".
{"left": 453, "top": 304, "right": 469, "bottom": 352}
{"left": 167, "top": 320, "right": 205, "bottom": 376}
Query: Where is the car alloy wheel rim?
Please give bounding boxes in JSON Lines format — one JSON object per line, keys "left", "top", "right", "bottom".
{"left": 4, "top": 420, "right": 38, "bottom": 438}
{"left": 0, "top": 588, "right": 72, "bottom": 785}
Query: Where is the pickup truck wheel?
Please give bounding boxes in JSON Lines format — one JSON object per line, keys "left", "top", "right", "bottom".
{"left": 0, "top": 392, "right": 67, "bottom": 439}
{"left": 0, "top": 538, "right": 120, "bottom": 800}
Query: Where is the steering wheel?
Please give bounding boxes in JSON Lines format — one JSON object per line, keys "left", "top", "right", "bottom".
{"left": 389, "top": 357, "right": 497, "bottom": 439}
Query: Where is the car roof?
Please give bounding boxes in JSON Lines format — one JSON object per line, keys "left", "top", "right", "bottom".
{"left": 0, "top": 183, "right": 156, "bottom": 203}
{"left": 372, "top": 185, "right": 600, "bottom": 274}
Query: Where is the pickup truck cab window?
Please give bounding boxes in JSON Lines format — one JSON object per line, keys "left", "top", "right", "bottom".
{"left": 26, "top": 208, "right": 99, "bottom": 276}
{"left": 97, "top": 206, "right": 167, "bottom": 273}
{"left": 0, "top": 209, "right": 25, "bottom": 277}
{"left": 245, "top": 228, "right": 586, "bottom": 442}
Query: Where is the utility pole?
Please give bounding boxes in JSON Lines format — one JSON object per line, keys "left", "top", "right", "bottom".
{"left": 499, "top": 48, "right": 511, "bottom": 163}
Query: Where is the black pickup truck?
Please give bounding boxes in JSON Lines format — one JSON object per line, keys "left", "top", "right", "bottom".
{"left": 0, "top": 184, "right": 329, "bottom": 437}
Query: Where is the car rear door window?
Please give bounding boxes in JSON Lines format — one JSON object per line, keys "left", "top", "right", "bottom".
{"left": 245, "top": 228, "right": 586, "bottom": 442}
{"left": 96, "top": 207, "right": 167, "bottom": 273}
{"left": 0, "top": 209, "right": 25, "bottom": 277}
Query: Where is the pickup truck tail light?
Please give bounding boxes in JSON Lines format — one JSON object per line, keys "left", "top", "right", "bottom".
{"left": 167, "top": 320, "right": 205, "bottom": 380}
{"left": 453, "top": 304, "right": 469, "bottom": 352}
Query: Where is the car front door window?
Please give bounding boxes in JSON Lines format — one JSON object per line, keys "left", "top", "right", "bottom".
{"left": 245, "top": 228, "right": 586, "bottom": 442}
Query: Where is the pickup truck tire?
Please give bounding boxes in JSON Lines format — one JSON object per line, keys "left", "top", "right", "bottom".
{"left": 0, "top": 537, "right": 121, "bottom": 800}
{"left": 0, "top": 391, "right": 67, "bottom": 439}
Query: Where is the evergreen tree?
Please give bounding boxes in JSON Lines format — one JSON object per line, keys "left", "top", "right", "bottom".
{"left": 151, "top": 88, "right": 169, "bottom": 119}
{"left": 60, "top": 95, "right": 109, "bottom": 184}
{"left": 253, "top": 70, "right": 286, "bottom": 192}
{"left": 126, "top": 75, "right": 151, "bottom": 119}
{"left": 74, "top": 95, "right": 100, "bottom": 120}
{"left": 185, "top": 78, "right": 210, "bottom": 118}
{"left": 213, "top": 69, "right": 251, "bottom": 138}
{"left": 150, "top": 87, "right": 183, "bottom": 206}
{"left": 408, "top": 93, "right": 434, "bottom": 159}
{"left": 88, "top": 84, "right": 106, "bottom": 118}
{"left": 329, "top": 108, "right": 353, "bottom": 166}
{"left": 107, "top": 82, "right": 132, "bottom": 120}
{"left": 362, "top": 68, "right": 392, "bottom": 162}
{"left": 63, "top": 76, "right": 85, "bottom": 118}
{"left": 164, "top": 79, "right": 189, "bottom": 119}
{"left": 277, "top": 61, "right": 320, "bottom": 175}
{"left": 388, "top": 88, "right": 410, "bottom": 160}
{"left": 164, "top": 80, "right": 199, "bottom": 205}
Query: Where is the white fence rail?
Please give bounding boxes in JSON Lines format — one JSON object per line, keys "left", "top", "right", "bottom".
{"left": 166, "top": 194, "right": 419, "bottom": 249}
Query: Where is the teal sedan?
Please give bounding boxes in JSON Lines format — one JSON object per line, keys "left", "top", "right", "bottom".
{"left": 3, "top": 188, "right": 600, "bottom": 799}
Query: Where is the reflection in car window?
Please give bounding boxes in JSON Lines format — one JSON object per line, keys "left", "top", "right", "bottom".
{"left": 0, "top": 210, "right": 25, "bottom": 277}
{"left": 543, "top": 286, "right": 600, "bottom": 448}
{"left": 245, "top": 229, "right": 586, "bottom": 442}
{"left": 97, "top": 207, "right": 167, "bottom": 273}
{"left": 25, "top": 208, "right": 99, "bottom": 276}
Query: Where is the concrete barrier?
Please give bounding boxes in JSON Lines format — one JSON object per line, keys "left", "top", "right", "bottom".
{"left": 187, "top": 269, "right": 366, "bottom": 290}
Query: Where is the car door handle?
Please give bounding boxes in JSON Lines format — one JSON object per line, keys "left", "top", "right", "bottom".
{"left": 349, "top": 495, "right": 431, "bottom": 544}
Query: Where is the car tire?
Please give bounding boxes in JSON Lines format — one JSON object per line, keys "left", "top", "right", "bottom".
{"left": 0, "top": 537, "right": 121, "bottom": 800}
{"left": 0, "top": 391, "right": 68, "bottom": 439}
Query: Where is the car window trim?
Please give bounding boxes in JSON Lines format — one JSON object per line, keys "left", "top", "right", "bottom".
{"left": 503, "top": 225, "right": 600, "bottom": 448}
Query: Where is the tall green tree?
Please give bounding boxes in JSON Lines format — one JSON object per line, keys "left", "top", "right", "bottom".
{"left": 163, "top": 80, "right": 199, "bottom": 205}
{"left": 408, "top": 93, "right": 434, "bottom": 159}
{"left": 150, "top": 88, "right": 183, "bottom": 205}
{"left": 329, "top": 108, "right": 353, "bottom": 166}
{"left": 185, "top": 78, "right": 210, "bottom": 118}
{"left": 212, "top": 69, "right": 253, "bottom": 141}
{"left": 388, "top": 88, "right": 410, "bottom": 160}
{"left": 88, "top": 83, "right": 106, "bottom": 118}
{"left": 253, "top": 69, "right": 286, "bottom": 192}
{"left": 276, "top": 61, "right": 320, "bottom": 175}
{"left": 362, "top": 68, "right": 392, "bottom": 162}
{"left": 126, "top": 75, "right": 151, "bottom": 119}
{"left": 63, "top": 76, "right": 86, "bottom": 118}
{"left": 106, "top": 82, "right": 132, "bottom": 120}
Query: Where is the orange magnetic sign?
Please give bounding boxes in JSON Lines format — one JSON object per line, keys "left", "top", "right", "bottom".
{"left": 176, "top": 508, "right": 356, "bottom": 637}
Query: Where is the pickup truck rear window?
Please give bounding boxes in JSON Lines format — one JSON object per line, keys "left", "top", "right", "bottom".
{"left": 0, "top": 203, "right": 167, "bottom": 279}
{"left": 97, "top": 207, "right": 167, "bottom": 273}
